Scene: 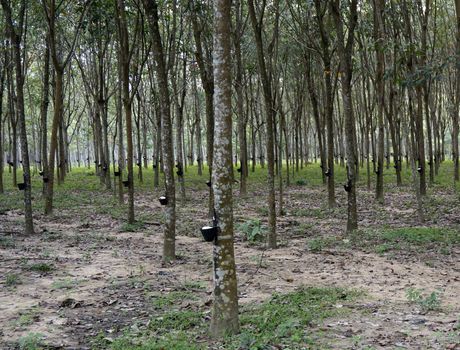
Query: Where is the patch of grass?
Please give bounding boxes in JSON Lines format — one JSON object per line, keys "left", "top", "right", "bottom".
{"left": 381, "top": 227, "right": 460, "bottom": 245}
{"left": 230, "top": 287, "right": 360, "bottom": 349}
{"left": 149, "top": 310, "right": 203, "bottom": 331}
{"left": 96, "top": 287, "right": 362, "bottom": 350}
{"left": 51, "top": 278, "right": 79, "bottom": 290}
{"left": 352, "top": 227, "right": 459, "bottom": 255}
{"left": 120, "top": 221, "right": 145, "bottom": 232}
{"left": 182, "top": 280, "right": 206, "bottom": 290}
{"left": 5, "top": 273, "right": 21, "bottom": 286}
{"left": 42, "top": 230, "right": 63, "bottom": 242}
{"left": 296, "top": 178, "right": 308, "bottom": 186}
{"left": 0, "top": 236, "right": 15, "bottom": 248}
{"left": 374, "top": 243, "right": 392, "bottom": 254}
{"left": 18, "top": 332, "right": 44, "bottom": 350}
{"left": 151, "top": 290, "right": 197, "bottom": 310}
{"left": 406, "top": 288, "right": 442, "bottom": 312}
{"left": 14, "top": 307, "right": 40, "bottom": 327}
{"left": 237, "top": 219, "right": 265, "bottom": 243}
{"left": 107, "top": 331, "right": 201, "bottom": 350}
{"left": 26, "top": 262, "right": 54, "bottom": 273}
{"left": 255, "top": 206, "right": 269, "bottom": 216}
{"left": 291, "top": 207, "right": 329, "bottom": 219}
{"left": 307, "top": 237, "right": 336, "bottom": 252}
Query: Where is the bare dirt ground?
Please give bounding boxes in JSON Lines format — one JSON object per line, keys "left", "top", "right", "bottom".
{"left": 0, "top": 182, "right": 459, "bottom": 349}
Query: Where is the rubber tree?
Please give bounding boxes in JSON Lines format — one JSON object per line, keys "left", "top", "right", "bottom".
{"left": 42, "top": 0, "right": 88, "bottom": 215}
{"left": 115, "top": 0, "right": 135, "bottom": 223}
{"left": 330, "top": 0, "right": 359, "bottom": 232}
{"left": 233, "top": 0, "right": 248, "bottom": 195}
{"left": 454, "top": 0, "right": 460, "bottom": 181}
{"left": 143, "top": 0, "right": 177, "bottom": 262}
{"left": 374, "top": 0, "right": 385, "bottom": 203}
{"left": 0, "top": 33, "right": 6, "bottom": 194}
{"left": 1, "top": 0, "right": 34, "bottom": 234}
{"left": 314, "top": 0, "right": 336, "bottom": 208}
{"left": 248, "top": 0, "right": 277, "bottom": 248}
{"left": 190, "top": 1, "right": 215, "bottom": 215}
{"left": 209, "top": 0, "right": 239, "bottom": 337}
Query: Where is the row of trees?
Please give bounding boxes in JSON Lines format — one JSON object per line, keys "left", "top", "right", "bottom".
{"left": 1, "top": 0, "right": 460, "bottom": 335}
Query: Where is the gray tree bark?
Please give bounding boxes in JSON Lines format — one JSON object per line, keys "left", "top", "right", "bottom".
{"left": 210, "top": 0, "right": 239, "bottom": 337}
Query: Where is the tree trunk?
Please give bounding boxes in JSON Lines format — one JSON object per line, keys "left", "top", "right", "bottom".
{"left": 330, "top": 0, "right": 359, "bottom": 232}
{"left": 454, "top": 0, "right": 460, "bottom": 181}
{"left": 374, "top": 0, "right": 385, "bottom": 203}
{"left": 143, "top": 0, "right": 177, "bottom": 262}
{"left": 234, "top": 0, "right": 247, "bottom": 196}
{"left": 191, "top": 6, "right": 215, "bottom": 215}
{"left": 41, "top": 40, "right": 50, "bottom": 194}
{"left": 1, "top": 0, "right": 34, "bottom": 234}
{"left": 314, "top": 0, "right": 336, "bottom": 208}
{"left": 115, "top": 0, "right": 135, "bottom": 223}
{"left": 209, "top": 0, "right": 239, "bottom": 337}
{"left": 248, "top": 0, "right": 277, "bottom": 248}
{"left": 0, "top": 46, "right": 5, "bottom": 193}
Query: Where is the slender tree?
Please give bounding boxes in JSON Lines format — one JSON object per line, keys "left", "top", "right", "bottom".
{"left": 248, "top": 0, "right": 277, "bottom": 248}
{"left": 143, "top": 0, "right": 177, "bottom": 262}
{"left": 374, "top": 0, "right": 385, "bottom": 203}
{"left": 42, "top": 0, "right": 88, "bottom": 214}
{"left": 209, "top": 0, "right": 239, "bottom": 337}
{"left": 115, "top": 0, "right": 135, "bottom": 223}
{"left": 330, "top": 0, "right": 359, "bottom": 232}
{"left": 1, "top": 0, "right": 34, "bottom": 233}
{"left": 454, "top": 0, "right": 460, "bottom": 181}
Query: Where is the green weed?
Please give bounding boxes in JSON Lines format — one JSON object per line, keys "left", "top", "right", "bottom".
{"left": 51, "top": 278, "right": 79, "bottom": 290}
{"left": 0, "top": 236, "right": 15, "bottom": 248}
{"left": 14, "top": 307, "right": 40, "bottom": 327}
{"left": 26, "top": 263, "right": 54, "bottom": 273}
{"left": 151, "top": 290, "right": 197, "bottom": 310}
{"left": 296, "top": 179, "right": 308, "bottom": 186}
{"left": 307, "top": 237, "right": 335, "bottom": 252}
{"left": 353, "top": 227, "right": 459, "bottom": 255}
{"left": 95, "top": 286, "right": 361, "bottom": 350}
{"left": 18, "top": 332, "right": 44, "bottom": 350}
{"left": 406, "top": 288, "right": 442, "bottom": 312}
{"left": 5, "top": 273, "right": 21, "bottom": 286}
{"left": 237, "top": 219, "right": 265, "bottom": 243}
{"left": 120, "top": 221, "right": 145, "bottom": 232}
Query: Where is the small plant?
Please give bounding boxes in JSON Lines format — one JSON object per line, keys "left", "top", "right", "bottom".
{"left": 148, "top": 310, "right": 203, "bottom": 331}
{"left": 374, "top": 243, "right": 391, "bottom": 254}
{"left": 5, "top": 273, "right": 21, "bottom": 286}
{"left": 120, "top": 221, "right": 145, "bottom": 232}
{"left": 18, "top": 332, "right": 44, "bottom": 350}
{"left": 0, "top": 236, "right": 15, "bottom": 248}
{"left": 82, "top": 251, "right": 92, "bottom": 262}
{"left": 292, "top": 208, "right": 327, "bottom": 218}
{"left": 27, "top": 263, "right": 54, "bottom": 273}
{"left": 237, "top": 219, "right": 265, "bottom": 243}
{"left": 406, "top": 288, "right": 442, "bottom": 312}
{"left": 14, "top": 307, "right": 40, "bottom": 327}
{"left": 151, "top": 290, "right": 197, "bottom": 310}
{"left": 43, "top": 231, "right": 63, "bottom": 242}
{"left": 256, "top": 207, "right": 269, "bottom": 216}
{"left": 51, "top": 278, "right": 79, "bottom": 290}
{"left": 296, "top": 179, "right": 307, "bottom": 186}
{"left": 182, "top": 280, "right": 206, "bottom": 290}
{"left": 307, "top": 237, "right": 334, "bottom": 252}
{"left": 234, "top": 287, "right": 361, "bottom": 349}
{"left": 406, "top": 287, "right": 422, "bottom": 303}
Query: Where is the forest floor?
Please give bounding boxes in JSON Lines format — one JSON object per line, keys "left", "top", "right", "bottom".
{"left": 0, "top": 165, "right": 459, "bottom": 349}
